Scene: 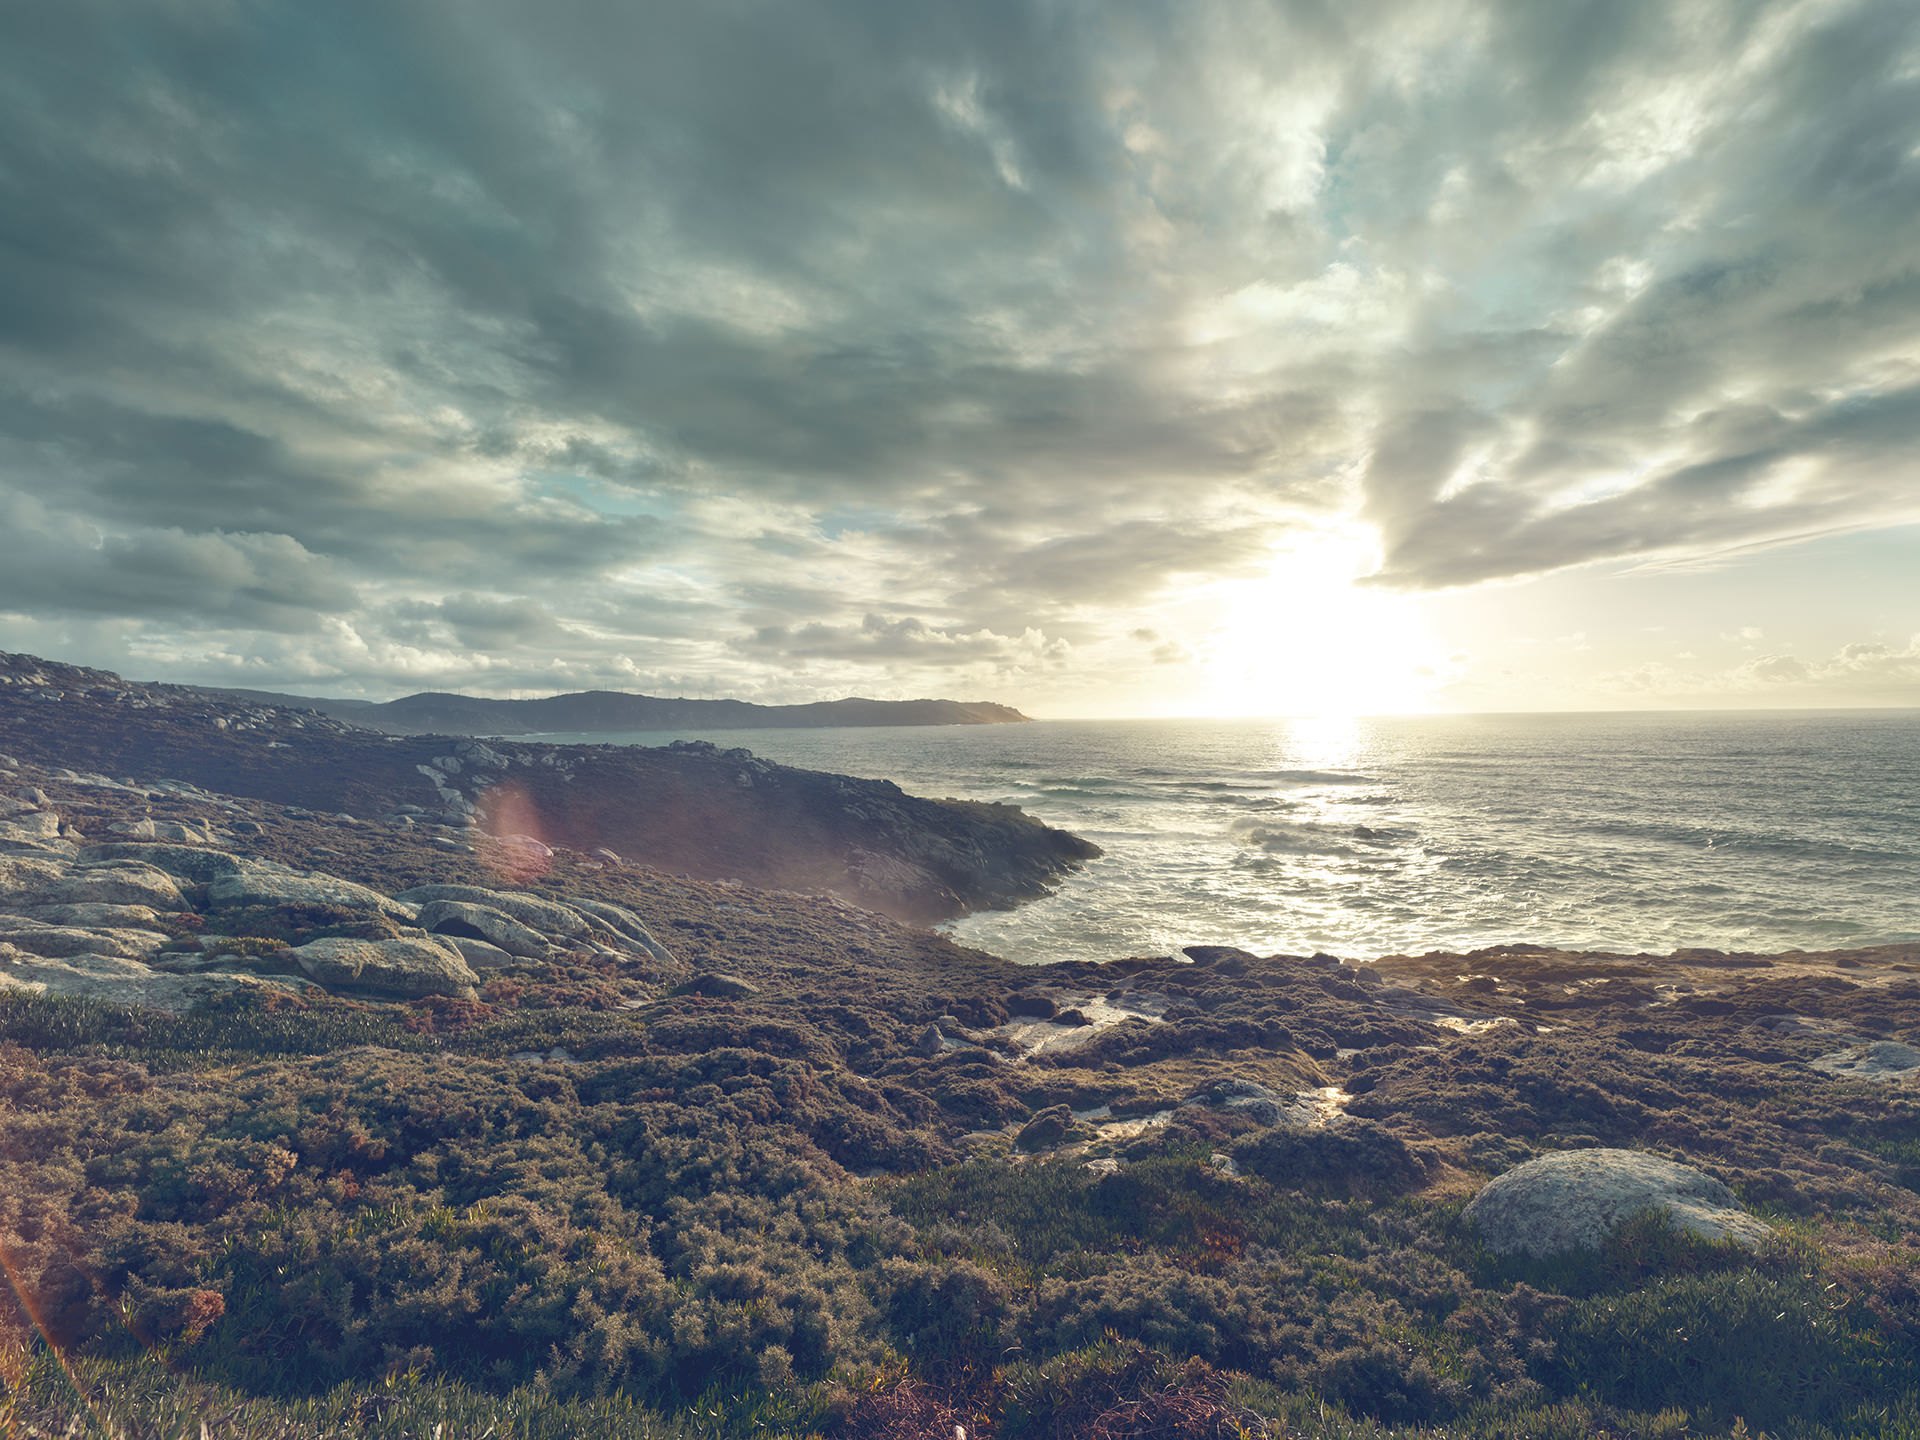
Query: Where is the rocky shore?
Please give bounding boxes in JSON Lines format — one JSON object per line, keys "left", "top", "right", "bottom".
{"left": 0, "top": 652, "right": 1098, "bottom": 924}
{"left": 2, "top": 664, "right": 1919, "bottom": 1438}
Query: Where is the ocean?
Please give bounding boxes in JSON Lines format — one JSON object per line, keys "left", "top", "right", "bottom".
{"left": 536, "top": 711, "right": 1920, "bottom": 966}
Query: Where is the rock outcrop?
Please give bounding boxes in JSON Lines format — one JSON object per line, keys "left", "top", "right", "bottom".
{"left": 0, "top": 651, "right": 1098, "bottom": 923}
{"left": 0, "top": 762, "right": 685, "bottom": 1012}
{"left": 289, "top": 936, "right": 479, "bottom": 1000}
{"left": 1465, "top": 1148, "right": 1772, "bottom": 1257}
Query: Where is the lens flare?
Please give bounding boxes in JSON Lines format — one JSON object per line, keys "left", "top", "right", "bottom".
{"left": 474, "top": 781, "right": 554, "bottom": 885}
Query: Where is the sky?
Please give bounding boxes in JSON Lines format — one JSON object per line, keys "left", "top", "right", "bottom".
{"left": 1, "top": 0, "right": 1917, "bottom": 718}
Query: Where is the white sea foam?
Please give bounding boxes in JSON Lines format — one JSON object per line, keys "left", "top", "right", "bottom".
{"left": 540, "top": 711, "right": 1920, "bottom": 966}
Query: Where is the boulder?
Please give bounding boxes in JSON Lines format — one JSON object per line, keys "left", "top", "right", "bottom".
{"left": 0, "top": 922, "right": 170, "bottom": 960}
{"left": 80, "top": 843, "right": 245, "bottom": 883}
{"left": 438, "top": 934, "right": 518, "bottom": 971}
{"left": 675, "top": 972, "right": 759, "bottom": 1000}
{"left": 290, "top": 936, "right": 478, "bottom": 999}
{"left": 207, "top": 860, "right": 417, "bottom": 922}
{"left": 0, "top": 856, "right": 69, "bottom": 895}
{"left": 1811, "top": 1041, "right": 1920, "bottom": 1082}
{"left": 394, "top": 884, "right": 591, "bottom": 937}
{"left": 1016, "top": 1105, "right": 1074, "bottom": 1151}
{"left": 107, "top": 818, "right": 215, "bottom": 843}
{"left": 414, "top": 899, "right": 552, "bottom": 959}
{"left": 20, "top": 903, "right": 163, "bottom": 929}
{"left": 1191, "top": 1078, "right": 1288, "bottom": 1127}
{"left": 0, "top": 943, "right": 307, "bottom": 1013}
{"left": 0, "top": 811, "right": 65, "bottom": 843}
{"left": 29, "top": 862, "right": 187, "bottom": 911}
{"left": 561, "top": 896, "right": 677, "bottom": 964}
{"left": 1465, "top": 1148, "right": 1771, "bottom": 1258}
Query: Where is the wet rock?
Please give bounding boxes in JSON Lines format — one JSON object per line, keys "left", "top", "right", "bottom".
{"left": 1184, "top": 945, "right": 1258, "bottom": 974}
{"left": 290, "top": 935, "right": 478, "bottom": 1000}
{"left": 415, "top": 899, "right": 552, "bottom": 959}
{"left": 675, "top": 972, "right": 759, "bottom": 1000}
{"left": 1465, "top": 1148, "right": 1771, "bottom": 1258}
{"left": 1016, "top": 1104, "right": 1074, "bottom": 1151}
{"left": 1006, "top": 992, "right": 1056, "bottom": 1018}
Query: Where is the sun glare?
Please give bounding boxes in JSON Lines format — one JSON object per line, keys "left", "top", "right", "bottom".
{"left": 1196, "top": 530, "right": 1445, "bottom": 717}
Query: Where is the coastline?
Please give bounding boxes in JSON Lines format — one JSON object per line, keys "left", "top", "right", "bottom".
{"left": 3, "top": 661, "right": 1919, "bottom": 1438}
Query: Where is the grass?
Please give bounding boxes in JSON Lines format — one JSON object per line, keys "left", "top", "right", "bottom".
{"left": 0, "top": 1342, "right": 831, "bottom": 1439}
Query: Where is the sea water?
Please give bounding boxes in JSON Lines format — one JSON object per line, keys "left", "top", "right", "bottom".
{"left": 537, "top": 711, "right": 1920, "bottom": 965}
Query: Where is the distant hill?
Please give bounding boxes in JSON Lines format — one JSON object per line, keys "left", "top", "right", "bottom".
{"left": 188, "top": 685, "right": 1031, "bottom": 736}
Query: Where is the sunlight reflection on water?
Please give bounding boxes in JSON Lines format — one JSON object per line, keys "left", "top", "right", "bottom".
{"left": 544, "top": 711, "right": 1920, "bottom": 965}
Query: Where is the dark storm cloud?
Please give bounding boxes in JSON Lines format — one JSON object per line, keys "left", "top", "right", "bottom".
{"left": 0, "top": 0, "right": 1914, "bottom": 695}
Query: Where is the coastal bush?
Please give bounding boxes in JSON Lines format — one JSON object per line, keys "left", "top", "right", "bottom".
{"left": 1540, "top": 1269, "right": 1904, "bottom": 1431}
{"left": 1230, "top": 1117, "right": 1432, "bottom": 1198}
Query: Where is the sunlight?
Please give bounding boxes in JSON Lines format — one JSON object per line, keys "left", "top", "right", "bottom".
{"left": 1196, "top": 528, "right": 1445, "bottom": 717}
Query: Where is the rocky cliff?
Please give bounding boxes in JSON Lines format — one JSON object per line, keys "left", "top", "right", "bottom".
{"left": 0, "top": 652, "right": 1095, "bottom": 924}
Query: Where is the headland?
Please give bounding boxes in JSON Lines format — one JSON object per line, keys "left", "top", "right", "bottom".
{"left": 2, "top": 649, "right": 1917, "bottom": 1440}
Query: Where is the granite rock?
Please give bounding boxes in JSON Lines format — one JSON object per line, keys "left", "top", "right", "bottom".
{"left": 1465, "top": 1148, "right": 1771, "bottom": 1257}
{"left": 290, "top": 935, "right": 478, "bottom": 999}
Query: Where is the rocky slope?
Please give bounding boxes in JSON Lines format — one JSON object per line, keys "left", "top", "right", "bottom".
{"left": 0, "top": 652, "right": 1095, "bottom": 923}
{"left": 4, "top": 670, "right": 1920, "bottom": 1437}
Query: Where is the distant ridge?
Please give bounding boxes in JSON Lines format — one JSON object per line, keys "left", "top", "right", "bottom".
{"left": 189, "top": 685, "right": 1031, "bottom": 736}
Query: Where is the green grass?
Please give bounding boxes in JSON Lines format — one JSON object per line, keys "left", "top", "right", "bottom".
{"left": 1, "top": 1344, "right": 830, "bottom": 1440}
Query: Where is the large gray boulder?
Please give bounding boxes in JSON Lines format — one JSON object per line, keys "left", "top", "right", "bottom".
{"left": 394, "top": 884, "right": 590, "bottom": 937}
{"left": 20, "top": 902, "right": 163, "bottom": 929}
{"left": 29, "top": 861, "right": 188, "bottom": 911}
{"left": 0, "top": 943, "right": 307, "bottom": 1013}
{"left": 0, "top": 921, "right": 170, "bottom": 961}
{"left": 80, "top": 842, "right": 245, "bottom": 884}
{"left": 290, "top": 936, "right": 478, "bottom": 999}
{"left": 0, "top": 855, "right": 69, "bottom": 896}
{"left": 437, "top": 934, "right": 518, "bottom": 971}
{"left": 0, "top": 811, "right": 70, "bottom": 852}
{"left": 563, "top": 896, "right": 677, "bottom": 964}
{"left": 207, "top": 859, "right": 418, "bottom": 922}
{"left": 1811, "top": 1041, "right": 1920, "bottom": 1082}
{"left": 414, "top": 899, "right": 552, "bottom": 958}
{"left": 1466, "top": 1148, "right": 1771, "bottom": 1257}
{"left": 107, "top": 818, "right": 215, "bottom": 843}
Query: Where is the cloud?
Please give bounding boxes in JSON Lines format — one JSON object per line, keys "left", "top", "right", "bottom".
{"left": 0, "top": 0, "right": 1913, "bottom": 700}
{"left": 738, "top": 614, "right": 1070, "bottom": 669}
{"left": 1740, "top": 638, "right": 1920, "bottom": 696}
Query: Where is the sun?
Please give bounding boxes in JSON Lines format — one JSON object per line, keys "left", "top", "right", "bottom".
{"left": 1192, "top": 529, "right": 1447, "bottom": 717}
